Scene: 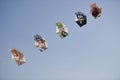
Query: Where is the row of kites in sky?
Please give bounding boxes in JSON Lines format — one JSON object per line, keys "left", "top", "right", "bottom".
{"left": 9, "top": 3, "right": 102, "bottom": 66}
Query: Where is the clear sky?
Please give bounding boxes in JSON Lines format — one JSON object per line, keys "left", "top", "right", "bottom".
{"left": 0, "top": 0, "right": 120, "bottom": 80}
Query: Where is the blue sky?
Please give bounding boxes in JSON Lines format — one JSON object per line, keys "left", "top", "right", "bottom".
{"left": 0, "top": 0, "right": 120, "bottom": 80}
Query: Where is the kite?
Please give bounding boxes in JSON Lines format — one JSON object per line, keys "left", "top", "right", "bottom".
{"left": 90, "top": 3, "right": 102, "bottom": 18}
{"left": 34, "top": 34, "right": 48, "bottom": 52}
{"left": 75, "top": 11, "right": 87, "bottom": 27}
{"left": 9, "top": 48, "right": 26, "bottom": 66}
{"left": 56, "top": 22, "right": 69, "bottom": 38}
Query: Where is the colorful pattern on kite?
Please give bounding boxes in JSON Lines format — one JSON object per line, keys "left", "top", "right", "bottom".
{"left": 34, "top": 34, "right": 48, "bottom": 52}
{"left": 56, "top": 22, "right": 69, "bottom": 39}
{"left": 9, "top": 48, "right": 26, "bottom": 66}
